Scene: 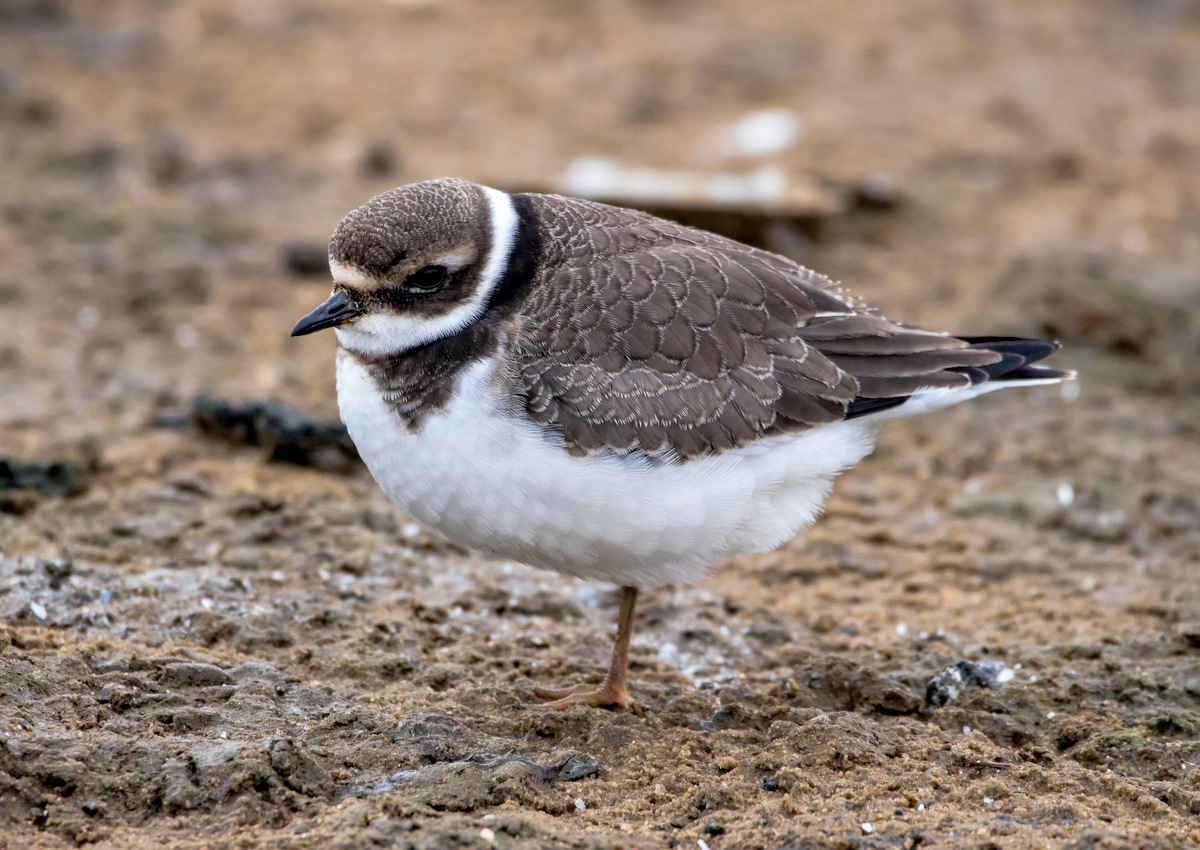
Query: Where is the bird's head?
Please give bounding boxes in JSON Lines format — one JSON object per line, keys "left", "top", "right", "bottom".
{"left": 291, "top": 178, "right": 517, "bottom": 356}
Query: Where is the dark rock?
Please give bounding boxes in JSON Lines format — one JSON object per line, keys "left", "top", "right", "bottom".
{"left": 849, "top": 171, "right": 901, "bottom": 210}
{"left": 281, "top": 242, "right": 330, "bottom": 277}
{"left": 0, "top": 488, "right": 40, "bottom": 515}
{"left": 1, "top": 457, "right": 88, "bottom": 500}
{"left": 146, "top": 133, "right": 188, "bottom": 185}
{"left": 16, "top": 94, "right": 58, "bottom": 126}
{"left": 41, "top": 557, "right": 73, "bottom": 588}
{"left": 180, "top": 396, "right": 360, "bottom": 473}
{"left": 360, "top": 142, "right": 400, "bottom": 178}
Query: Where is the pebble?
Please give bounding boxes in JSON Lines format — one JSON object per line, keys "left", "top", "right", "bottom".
{"left": 160, "top": 662, "right": 235, "bottom": 688}
{"left": 1175, "top": 622, "right": 1200, "bottom": 648}
{"left": 280, "top": 242, "right": 330, "bottom": 277}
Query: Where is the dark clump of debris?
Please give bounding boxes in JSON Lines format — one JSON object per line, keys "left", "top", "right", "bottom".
{"left": 164, "top": 396, "right": 360, "bottom": 474}
{"left": 280, "top": 242, "right": 331, "bottom": 277}
{"left": 925, "top": 660, "right": 1012, "bottom": 709}
{"left": 1, "top": 456, "right": 90, "bottom": 515}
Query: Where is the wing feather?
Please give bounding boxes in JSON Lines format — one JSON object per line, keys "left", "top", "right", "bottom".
{"left": 510, "top": 194, "right": 1055, "bottom": 460}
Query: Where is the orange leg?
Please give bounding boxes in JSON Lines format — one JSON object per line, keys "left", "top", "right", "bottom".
{"left": 534, "top": 586, "right": 638, "bottom": 710}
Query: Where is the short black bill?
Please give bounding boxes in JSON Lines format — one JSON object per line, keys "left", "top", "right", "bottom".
{"left": 291, "top": 290, "right": 360, "bottom": 337}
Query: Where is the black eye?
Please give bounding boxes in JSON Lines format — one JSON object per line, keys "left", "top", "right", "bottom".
{"left": 404, "top": 265, "right": 449, "bottom": 293}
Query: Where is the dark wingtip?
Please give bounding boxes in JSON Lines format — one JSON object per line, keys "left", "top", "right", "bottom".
{"left": 959, "top": 337, "right": 1065, "bottom": 380}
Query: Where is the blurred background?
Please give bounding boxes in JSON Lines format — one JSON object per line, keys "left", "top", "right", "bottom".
{"left": 2, "top": 0, "right": 1198, "bottom": 457}
{"left": 3, "top": 4, "right": 1200, "bottom": 846}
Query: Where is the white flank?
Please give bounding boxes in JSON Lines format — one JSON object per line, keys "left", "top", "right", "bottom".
{"left": 337, "top": 354, "right": 878, "bottom": 587}
{"left": 333, "top": 186, "right": 520, "bottom": 356}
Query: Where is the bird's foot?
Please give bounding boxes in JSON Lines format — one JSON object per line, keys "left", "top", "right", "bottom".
{"left": 532, "top": 681, "right": 631, "bottom": 711}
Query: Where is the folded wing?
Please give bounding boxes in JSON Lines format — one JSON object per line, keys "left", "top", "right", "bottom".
{"left": 513, "top": 197, "right": 1062, "bottom": 460}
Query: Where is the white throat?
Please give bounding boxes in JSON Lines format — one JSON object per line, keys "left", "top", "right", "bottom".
{"left": 332, "top": 186, "right": 519, "bottom": 356}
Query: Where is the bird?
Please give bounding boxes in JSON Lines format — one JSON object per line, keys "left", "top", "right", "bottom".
{"left": 292, "top": 177, "right": 1071, "bottom": 710}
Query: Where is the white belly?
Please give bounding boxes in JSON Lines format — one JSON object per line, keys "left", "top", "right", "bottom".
{"left": 336, "top": 353, "right": 876, "bottom": 587}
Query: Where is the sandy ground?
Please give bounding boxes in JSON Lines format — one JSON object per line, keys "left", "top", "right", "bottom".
{"left": 2, "top": 1, "right": 1200, "bottom": 847}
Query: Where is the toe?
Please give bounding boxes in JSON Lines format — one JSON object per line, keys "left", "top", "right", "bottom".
{"left": 531, "top": 685, "right": 631, "bottom": 711}
{"left": 533, "top": 683, "right": 593, "bottom": 700}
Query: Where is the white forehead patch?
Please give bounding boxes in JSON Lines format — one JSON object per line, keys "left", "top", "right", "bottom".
{"left": 334, "top": 186, "right": 520, "bottom": 356}
{"left": 329, "top": 259, "right": 371, "bottom": 287}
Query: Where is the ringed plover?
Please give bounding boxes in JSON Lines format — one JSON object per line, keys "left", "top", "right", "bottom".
{"left": 293, "top": 178, "right": 1071, "bottom": 709}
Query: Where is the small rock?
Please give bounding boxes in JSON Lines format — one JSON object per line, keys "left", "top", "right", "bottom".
{"left": 555, "top": 753, "right": 601, "bottom": 782}
{"left": 42, "top": 557, "right": 73, "bottom": 587}
{"left": 281, "top": 243, "right": 329, "bottom": 277}
{"left": 360, "top": 142, "right": 400, "bottom": 178}
{"left": 160, "top": 662, "right": 235, "bottom": 688}
{"left": 811, "top": 613, "right": 838, "bottom": 634}
{"left": 230, "top": 659, "right": 289, "bottom": 686}
{"left": 146, "top": 133, "right": 188, "bottom": 184}
{"left": 926, "top": 660, "right": 1010, "bottom": 708}
{"left": 1, "top": 456, "right": 88, "bottom": 498}
{"left": 949, "top": 487, "right": 1061, "bottom": 522}
{"left": 161, "top": 708, "right": 219, "bottom": 732}
{"left": 852, "top": 170, "right": 900, "bottom": 210}
{"left": 1176, "top": 622, "right": 1200, "bottom": 648}
{"left": 0, "top": 489, "right": 40, "bottom": 515}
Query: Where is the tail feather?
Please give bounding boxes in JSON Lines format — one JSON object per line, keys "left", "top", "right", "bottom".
{"left": 844, "top": 336, "right": 1072, "bottom": 422}
{"left": 959, "top": 337, "right": 1065, "bottom": 383}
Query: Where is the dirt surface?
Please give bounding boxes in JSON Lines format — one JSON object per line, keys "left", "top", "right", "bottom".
{"left": 3, "top": 2, "right": 1200, "bottom": 847}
